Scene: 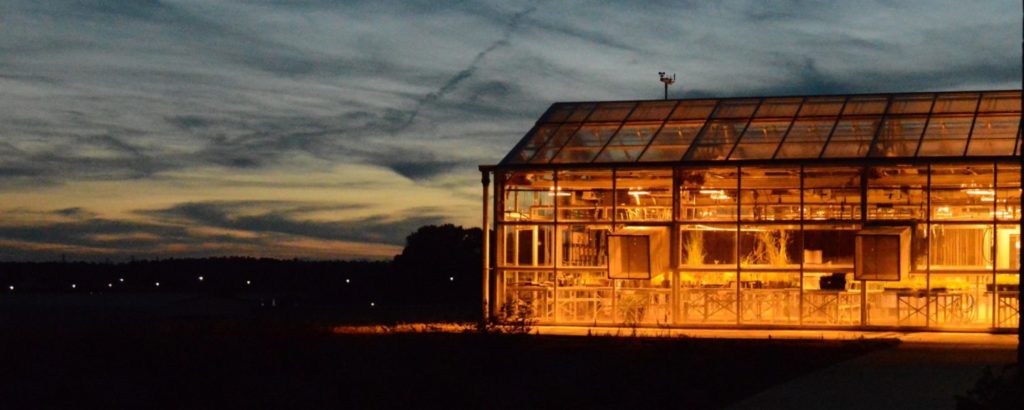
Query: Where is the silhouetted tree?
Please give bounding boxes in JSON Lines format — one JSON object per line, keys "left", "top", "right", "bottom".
{"left": 391, "top": 224, "right": 482, "bottom": 309}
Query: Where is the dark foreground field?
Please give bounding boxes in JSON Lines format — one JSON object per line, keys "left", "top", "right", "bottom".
{"left": 1, "top": 322, "right": 893, "bottom": 409}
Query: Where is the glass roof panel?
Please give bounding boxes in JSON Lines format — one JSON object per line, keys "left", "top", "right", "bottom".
{"left": 887, "top": 94, "right": 934, "bottom": 115}
{"left": 565, "top": 103, "right": 596, "bottom": 122}
{"left": 729, "top": 119, "right": 793, "bottom": 160}
{"left": 966, "top": 114, "right": 1020, "bottom": 156}
{"left": 628, "top": 101, "right": 677, "bottom": 121}
{"left": 821, "top": 117, "right": 881, "bottom": 158}
{"left": 587, "top": 102, "right": 636, "bottom": 122}
{"left": 755, "top": 97, "right": 802, "bottom": 118}
{"left": 594, "top": 123, "right": 661, "bottom": 163}
{"left": 540, "top": 103, "right": 578, "bottom": 123}
{"left": 917, "top": 115, "right": 972, "bottom": 156}
{"left": 932, "top": 93, "right": 980, "bottom": 114}
{"left": 798, "top": 96, "right": 845, "bottom": 117}
{"left": 868, "top": 116, "right": 928, "bottom": 157}
{"left": 504, "top": 124, "right": 559, "bottom": 164}
{"left": 552, "top": 124, "right": 621, "bottom": 163}
{"left": 774, "top": 118, "right": 836, "bottom": 158}
{"left": 529, "top": 124, "right": 582, "bottom": 163}
{"left": 669, "top": 100, "right": 717, "bottom": 120}
{"left": 685, "top": 119, "right": 748, "bottom": 160}
{"left": 713, "top": 99, "right": 760, "bottom": 119}
{"left": 978, "top": 92, "right": 1020, "bottom": 113}
{"left": 842, "top": 96, "right": 888, "bottom": 115}
{"left": 638, "top": 121, "right": 706, "bottom": 162}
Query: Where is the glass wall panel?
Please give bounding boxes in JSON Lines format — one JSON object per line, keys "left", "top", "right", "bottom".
{"left": 739, "top": 225, "right": 801, "bottom": 268}
{"left": 729, "top": 119, "right": 792, "bottom": 160}
{"left": 678, "top": 271, "right": 737, "bottom": 324}
{"left": 539, "top": 103, "right": 577, "bottom": 123}
{"left": 668, "top": 100, "right": 717, "bottom": 121}
{"left": 821, "top": 117, "right": 881, "bottom": 158}
{"left": 740, "top": 167, "right": 800, "bottom": 221}
{"left": 842, "top": 96, "right": 888, "bottom": 115}
{"left": 614, "top": 277, "right": 673, "bottom": 326}
{"left": 502, "top": 225, "right": 554, "bottom": 267}
{"left": 869, "top": 116, "right": 928, "bottom": 157}
{"left": 615, "top": 169, "right": 672, "bottom": 221}
{"left": 680, "top": 224, "right": 736, "bottom": 267}
{"left": 558, "top": 225, "right": 610, "bottom": 268}
{"left": 755, "top": 98, "right": 802, "bottom": 118}
{"left": 594, "top": 123, "right": 660, "bottom": 163}
{"left": 530, "top": 124, "right": 582, "bottom": 163}
{"left": 930, "top": 224, "right": 993, "bottom": 272}
{"left": 774, "top": 119, "right": 834, "bottom": 159}
{"left": 865, "top": 272, "right": 928, "bottom": 326}
{"left": 627, "top": 100, "right": 677, "bottom": 122}
{"left": 930, "top": 164, "right": 994, "bottom": 221}
{"left": 686, "top": 119, "right": 747, "bottom": 160}
{"left": 977, "top": 91, "right": 1020, "bottom": 113}
{"left": 803, "top": 167, "right": 861, "bottom": 220}
{"left": 556, "top": 170, "right": 614, "bottom": 221}
{"left": 505, "top": 124, "right": 558, "bottom": 164}
{"left": 803, "top": 224, "right": 858, "bottom": 269}
{"left": 587, "top": 102, "right": 635, "bottom": 122}
{"left": 740, "top": 272, "right": 800, "bottom": 324}
{"left": 552, "top": 124, "right": 621, "bottom": 163}
{"left": 995, "top": 224, "right": 1020, "bottom": 272}
{"left": 679, "top": 167, "right": 738, "bottom": 221}
{"left": 639, "top": 121, "right": 706, "bottom": 162}
{"left": 996, "top": 164, "right": 1021, "bottom": 221}
{"left": 867, "top": 165, "right": 927, "bottom": 220}
{"left": 917, "top": 115, "right": 972, "bottom": 156}
{"left": 802, "top": 271, "right": 861, "bottom": 325}
{"left": 555, "top": 271, "right": 612, "bottom": 323}
{"left": 931, "top": 93, "right": 979, "bottom": 114}
{"left": 967, "top": 115, "right": 1019, "bottom": 156}
{"left": 887, "top": 94, "right": 933, "bottom": 115}
{"left": 501, "top": 270, "right": 555, "bottom": 322}
{"left": 502, "top": 171, "right": 554, "bottom": 221}
{"left": 994, "top": 273, "right": 1020, "bottom": 329}
{"left": 565, "top": 102, "right": 596, "bottom": 122}
{"left": 929, "top": 272, "right": 993, "bottom": 328}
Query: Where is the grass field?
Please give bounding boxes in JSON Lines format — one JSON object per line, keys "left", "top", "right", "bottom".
{"left": 1, "top": 299, "right": 896, "bottom": 409}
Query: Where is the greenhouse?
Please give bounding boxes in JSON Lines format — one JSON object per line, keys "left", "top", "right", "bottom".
{"left": 479, "top": 90, "right": 1021, "bottom": 331}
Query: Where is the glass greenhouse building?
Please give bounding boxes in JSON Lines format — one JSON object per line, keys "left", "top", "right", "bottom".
{"left": 479, "top": 90, "right": 1021, "bottom": 331}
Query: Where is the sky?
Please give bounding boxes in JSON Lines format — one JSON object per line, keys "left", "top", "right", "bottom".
{"left": 0, "top": 0, "right": 1021, "bottom": 261}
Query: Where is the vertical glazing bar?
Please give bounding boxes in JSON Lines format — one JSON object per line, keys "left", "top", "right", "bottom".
{"left": 552, "top": 170, "right": 559, "bottom": 323}
{"left": 799, "top": 165, "right": 805, "bottom": 326}
{"left": 481, "top": 170, "right": 491, "bottom": 323}
{"left": 860, "top": 166, "right": 868, "bottom": 326}
{"left": 993, "top": 161, "right": 999, "bottom": 329}
{"left": 736, "top": 164, "right": 743, "bottom": 325}
{"left": 671, "top": 167, "right": 681, "bottom": 324}
{"left": 611, "top": 168, "right": 617, "bottom": 324}
{"left": 925, "top": 164, "right": 931, "bottom": 328}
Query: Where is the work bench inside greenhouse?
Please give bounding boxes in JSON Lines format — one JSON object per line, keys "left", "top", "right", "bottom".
{"left": 479, "top": 90, "right": 1022, "bottom": 331}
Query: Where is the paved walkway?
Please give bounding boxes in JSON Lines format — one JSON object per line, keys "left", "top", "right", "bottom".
{"left": 729, "top": 343, "right": 1016, "bottom": 409}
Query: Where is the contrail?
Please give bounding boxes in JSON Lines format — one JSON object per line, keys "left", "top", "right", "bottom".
{"left": 393, "top": 6, "right": 536, "bottom": 133}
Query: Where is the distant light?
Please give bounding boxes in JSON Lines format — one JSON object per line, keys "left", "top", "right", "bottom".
{"left": 370, "top": 302, "right": 375, "bottom": 307}
{"left": 449, "top": 276, "right": 454, "bottom": 282}
{"left": 155, "top": 282, "right": 160, "bottom": 287}
{"left": 8, "top": 285, "right": 13, "bottom": 291}
{"left": 198, "top": 276, "right": 204, "bottom": 281}
{"left": 246, "top": 280, "right": 252, "bottom": 285}
{"left": 107, "top": 283, "right": 113, "bottom": 288}
{"left": 119, "top": 278, "right": 124, "bottom": 283}
{"left": 71, "top": 284, "right": 76, "bottom": 289}
{"left": 345, "top": 278, "right": 350, "bottom": 284}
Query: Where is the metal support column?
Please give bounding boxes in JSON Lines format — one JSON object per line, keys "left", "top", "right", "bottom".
{"left": 481, "top": 170, "right": 492, "bottom": 323}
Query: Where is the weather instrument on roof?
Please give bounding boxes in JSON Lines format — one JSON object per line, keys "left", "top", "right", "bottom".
{"left": 658, "top": 72, "right": 676, "bottom": 100}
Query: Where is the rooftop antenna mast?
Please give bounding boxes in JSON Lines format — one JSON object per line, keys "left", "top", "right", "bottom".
{"left": 659, "top": 72, "right": 676, "bottom": 100}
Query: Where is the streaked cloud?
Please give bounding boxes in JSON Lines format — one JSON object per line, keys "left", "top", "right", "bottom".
{"left": 0, "top": 0, "right": 1019, "bottom": 259}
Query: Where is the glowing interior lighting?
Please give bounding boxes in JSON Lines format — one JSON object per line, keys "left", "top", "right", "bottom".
{"left": 980, "top": 196, "right": 995, "bottom": 202}
{"left": 965, "top": 188, "right": 995, "bottom": 196}
{"left": 699, "top": 189, "right": 725, "bottom": 195}
{"left": 936, "top": 206, "right": 952, "bottom": 216}
{"left": 1016, "top": 240, "right": 1021, "bottom": 250}
{"left": 547, "top": 187, "right": 570, "bottom": 196}
{"left": 710, "top": 194, "right": 731, "bottom": 200}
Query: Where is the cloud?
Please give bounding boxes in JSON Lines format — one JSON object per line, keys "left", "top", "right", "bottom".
{"left": 0, "top": 0, "right": 1020, "bottom": 259}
